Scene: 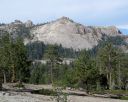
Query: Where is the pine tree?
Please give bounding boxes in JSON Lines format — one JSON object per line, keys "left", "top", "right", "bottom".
{"left": 97, "top": 43, "right": 121, "bottom": 90}
{"left": 0, "top": 33, "right": 12, "bottom": 89}
{"left": 13, "top": 37, "right": 30, "bottom": 84}
{"left": 44, "top": 45, "right": 62, "bottom": 85}
{"left": 0, "top": 34, "right": 11, "bottom": 83}
{"left": 75, "top": 50, "right": 99, "bottom": 92}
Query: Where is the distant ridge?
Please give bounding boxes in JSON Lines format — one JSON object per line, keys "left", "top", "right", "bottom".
{"left": 29, "top": 17, "right": 123, "bottom": 50}
{"left": 0, "top": 17, "right": 127, "bottom": 50}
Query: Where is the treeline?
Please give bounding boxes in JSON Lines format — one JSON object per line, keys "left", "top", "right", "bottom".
{"left": 73, "top": 44, "right": 128, "bottom": 91}
{"left": 29, "top": 62, "right": 74, "bottom": 85}
{"left": 0, "top": 33, "right": 128, "bottom": 92}
{"left": 26, "top": 42, "right": 79, "bottom": 60}
{"left": 29, "top": 36, "right": 128, "bottom": 91}
{"left": 29, "top": 47, "right": 128, "bottom": 91}
{"left": 0, "top": 34, "right": 30, "bottom": 89}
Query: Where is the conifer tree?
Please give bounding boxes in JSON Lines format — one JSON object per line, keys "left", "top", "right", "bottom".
{"left": 97, "top": 43, "right": 121, "bottom": 90}
{"left": 44, "top": 45, "right": 62, "bottom": 85}
{"left": 75, "top": 50, "right": 99, "bottom": 92}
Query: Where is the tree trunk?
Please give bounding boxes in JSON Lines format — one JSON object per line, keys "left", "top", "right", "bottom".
{"left": 11, "top": 65, "right": 15, "bottom": 83}
{"left": 18, "top": 70, "right": 23, "bottom": 86}
{"left": 108, "top": 54, "right": 112, "bottom": 90}
{"left": 0, "top": 81, "right": 2, "bottom": 91}
{"left": 96, "top": 81, "right": 101, "bottom": 91}
{"left": 109, "top": 72, "right": 112, "bottom": 90}
{"left": 18, "top": 79, "right": 23, "bottom": 87}
{"left": 51, "top": 62, "right": 53, "bottom": 85}
{"left": 118, "top": 61, "right": 121, "bottom": 90}
{"left": 106, "top": 73, "right": 109, "bottom": 89}
{"left": 0, "top": 70, "right": 2, "bottom": 90}
{"left": 3, "top": 70, "right": 7, "bottom": 84}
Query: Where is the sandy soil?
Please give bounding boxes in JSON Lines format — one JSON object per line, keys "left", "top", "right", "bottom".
{"left": 0, "top": 83, "right": 127, "bottom": 102}
{"left": 0, "top": 92, "right": 127, "bottom": 102}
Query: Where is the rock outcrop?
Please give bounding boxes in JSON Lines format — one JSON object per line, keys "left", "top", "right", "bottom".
{"left": 0, "top": 20, "right": 31, "bottom": 39}
{"left": 30, "top": 17, "right": 123, "bottom": 50}
{"left": 25, "top": 20, "right": 33, "bottom": 28}
{"left": 0, "top": 17, "right": 127, "bottom": 50}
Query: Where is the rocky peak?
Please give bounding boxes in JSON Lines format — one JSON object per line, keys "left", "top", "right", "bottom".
{"left": 96, "top": 26, "right": 122, "bottom": 36}
{"left": 0, "top": 20, "right": 31, "bottom": 39}
{"left": 25, "top": 20, "right": 33, "bottom": 28}
{"left": 56, "top": 16, "right": 74, "bottom": 23}
{"left": 11, "top": 20, "right": 23, "bottom": 25}
{"left": 0, "top": 17, "right": 126, "bottom": 50}
{"left": 30, "top": 17, "right": 125, "bottom": 50}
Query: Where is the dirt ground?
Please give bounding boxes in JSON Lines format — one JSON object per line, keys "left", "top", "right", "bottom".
{"left": 0, "top": 83, "right": 127, "bottom": 102}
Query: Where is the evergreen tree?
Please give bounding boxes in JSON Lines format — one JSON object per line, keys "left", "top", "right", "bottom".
{"left": 75, "top": 50, "right": 99, "bottom": 92}
{"left": 44, "top": 45, "right": 62, "bottom": 85}
{"left": 118, "top": 53, "right": 128, "bottom": 90}
{"left": 97, "top": 43, "right": 121, "bottom": 90}
{"left": 13, "top": 38, "right": 31, "bottom": 84}
{"left": 0, "top": 34, "right": 12, "bottom": 83}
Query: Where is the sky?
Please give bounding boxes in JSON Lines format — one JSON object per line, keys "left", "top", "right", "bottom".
{"left": 0, "top": 0, "right": 128, "bottom": 28}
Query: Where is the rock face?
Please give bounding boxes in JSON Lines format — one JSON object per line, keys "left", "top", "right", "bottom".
{"left": 30, "top": 17, "right": 122, "bottom": 50}
{"left": 0, "top": 20, "right": 32, "bottom": 39}
{"left": 25, "top": 20, "right": 33, "bottom": 28}
{"left": 0, "top": 17, "right": 127, "bottom": 50}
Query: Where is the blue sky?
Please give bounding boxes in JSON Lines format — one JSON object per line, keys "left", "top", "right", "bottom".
{"left": 0, "top": 0, "right": 128, "bottom": 28}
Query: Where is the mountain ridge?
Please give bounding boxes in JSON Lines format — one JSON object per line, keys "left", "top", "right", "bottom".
{"left": 29, "top": 17, "right": 124, "bottom": 50}
{"left": 0, "top": 17, "right": 127, "bottom": 50}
